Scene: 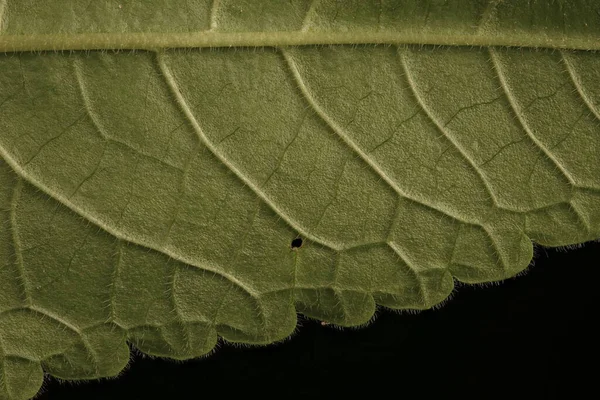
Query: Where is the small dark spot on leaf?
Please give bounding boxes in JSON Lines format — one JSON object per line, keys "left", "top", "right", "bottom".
{"left": 291, "top": 237, "right": 303, "bottom": 249}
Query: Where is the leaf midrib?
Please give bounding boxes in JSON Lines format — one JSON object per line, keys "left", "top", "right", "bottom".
{"left": 1, "top": 30, "right": 599, "bottom": 53}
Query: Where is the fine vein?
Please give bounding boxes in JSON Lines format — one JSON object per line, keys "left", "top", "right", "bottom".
{"left": 280, "top": 48, "right": 475, "bottom": 225}
{"left": 155, "top": 50, "right": 342, "bottom": 251}
{"left": 488, "top": 48, "right": 577, "bottom": 186}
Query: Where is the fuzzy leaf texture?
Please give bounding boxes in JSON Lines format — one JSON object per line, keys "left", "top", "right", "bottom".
{"left": 1, "top": 1, "right": 600, "bottom": 398}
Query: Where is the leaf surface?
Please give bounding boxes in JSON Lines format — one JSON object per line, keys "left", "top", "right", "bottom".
{"left": 1, "top": 1, "right": 600, "bottom": 398}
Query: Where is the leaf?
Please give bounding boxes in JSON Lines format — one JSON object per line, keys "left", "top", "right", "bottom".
{"left": 1, "top": 1, "right": 600, "bottom": 398}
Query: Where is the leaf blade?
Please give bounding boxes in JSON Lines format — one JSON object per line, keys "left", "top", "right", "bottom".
{"left": 0, "top": 2, "right": 600, "bottom": 399}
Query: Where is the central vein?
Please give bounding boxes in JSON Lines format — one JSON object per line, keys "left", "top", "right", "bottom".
{"left": 0, "top": 31, "right": 598, "bottom": 52}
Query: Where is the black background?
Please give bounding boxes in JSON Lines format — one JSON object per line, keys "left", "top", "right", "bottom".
{"left": 38, "top": 241, "right": 599, "bottom": 399}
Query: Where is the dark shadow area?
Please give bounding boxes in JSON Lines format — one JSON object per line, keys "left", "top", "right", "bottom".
{"left": 38, "top": 241, "right": 600, "bottom": 399}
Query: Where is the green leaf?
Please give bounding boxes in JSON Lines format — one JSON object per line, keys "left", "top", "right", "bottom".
{"left": 1, "top": 1, "right": 600, "bottom": 398}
